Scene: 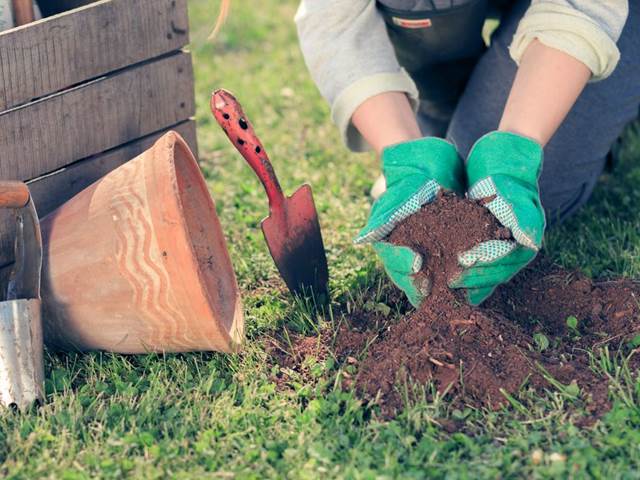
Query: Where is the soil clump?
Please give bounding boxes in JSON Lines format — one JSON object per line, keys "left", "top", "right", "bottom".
{"left": 274, "top": 193, "right": 640, "bottom": 422}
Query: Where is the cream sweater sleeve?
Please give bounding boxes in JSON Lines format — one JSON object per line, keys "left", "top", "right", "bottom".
{"left": 296, "top": 1, "right": 629, "bottom": 152}
{"left": 295, "top": 0, "right": 419, "bottom": 152}
{"left": 510, "top": 1, "right": 629, "bottom": 81}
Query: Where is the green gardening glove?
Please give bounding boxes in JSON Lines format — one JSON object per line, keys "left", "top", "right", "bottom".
{"left": 355, "top": 137, "right": 464, "bottom": 307}
{"left": 450, "top": 131, "right": 546, "bottom": 305}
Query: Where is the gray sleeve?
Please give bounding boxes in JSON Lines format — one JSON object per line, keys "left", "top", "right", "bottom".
{"left": 295, "top": 0, "right": 419, "bottom": 151}
{"left": 547, "top": 0, "right": 629, "bottom": 41}
{"left": 510, "top": 0, "right": 629, "bottom": 80}
{"left": 295, "top": 0, "right": 404, "bottom": 105}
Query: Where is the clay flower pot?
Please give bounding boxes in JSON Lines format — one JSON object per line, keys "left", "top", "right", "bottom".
{"left": 40, "top": 132, "right": 244, "bottom": 353}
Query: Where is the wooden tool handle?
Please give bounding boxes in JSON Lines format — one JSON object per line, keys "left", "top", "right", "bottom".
{"left": 0, "top": 181, "right": 30, "bottom": 209}
{"left": 11, "top": 0, "right": 35, "bottom": 26}
{"left": 210, "top": 89, "right": 285, "bottom": 210}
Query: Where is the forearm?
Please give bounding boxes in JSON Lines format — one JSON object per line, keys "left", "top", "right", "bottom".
{"left": 296, "top": 0, "right": 419, "bottom": 152}
{"left": 499, "top": 40, "right": 591, "bottom": 146}
{"left": 351, "top": 92, "right": 421, "bottom": 155}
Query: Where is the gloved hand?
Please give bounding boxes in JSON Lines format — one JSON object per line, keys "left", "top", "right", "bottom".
{"left": 355, "top": 137, "right": 464, "bottom": 307}
{"left": 450, "top": 131, "right": 545, "bottom": 305}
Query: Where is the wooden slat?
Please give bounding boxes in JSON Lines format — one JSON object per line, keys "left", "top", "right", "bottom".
{"left": 0, "top": 0, "right": 189, "bottom": 111}
{"left": 0, "top": 120, "right": 198, "bottom": 267}
{"left": 0, "top": 51, "right": 195, "bottom": 182}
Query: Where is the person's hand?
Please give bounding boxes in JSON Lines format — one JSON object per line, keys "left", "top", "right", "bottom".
{"left": 450, "top": 131, "right": 545, "bottom": 305}
{"left": 355, "top": 137, "right": 464, "bottom": 307}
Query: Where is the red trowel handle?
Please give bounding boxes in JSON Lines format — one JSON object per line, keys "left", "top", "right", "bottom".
{"left": 0, "top": 181, "right": 30, "bottom": 209}
{"left": 211, "top": 89, "right": 285, "bottom": 211}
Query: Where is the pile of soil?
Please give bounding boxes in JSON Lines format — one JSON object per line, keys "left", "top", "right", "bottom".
{"left": 273, "top": 193, "right": 640, "bottom": 422}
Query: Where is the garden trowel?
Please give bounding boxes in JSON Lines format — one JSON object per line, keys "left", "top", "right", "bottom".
{"left": 211, "top": 89, "right": 329, "bottom": 301}
{"left": 0, "top": 181, "right": 44, "bottom": 410}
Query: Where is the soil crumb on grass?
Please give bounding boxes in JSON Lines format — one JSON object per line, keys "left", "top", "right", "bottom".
{"left": 267, "top": 330, "right": 332, "bottom": 389}
{"left": 273, "top": 193, "right": 640, "bottom": 423}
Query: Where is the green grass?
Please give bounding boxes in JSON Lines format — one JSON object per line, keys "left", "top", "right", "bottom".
{"left": 2, "top": 0, "right": 640, "bottom": 477}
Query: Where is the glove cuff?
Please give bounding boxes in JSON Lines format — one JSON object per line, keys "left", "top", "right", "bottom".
{"left": 466, "top": 131, "right": 543, "bottom": 187}
{"left": 382, "top": 137, "right": 464, "bottom": 194}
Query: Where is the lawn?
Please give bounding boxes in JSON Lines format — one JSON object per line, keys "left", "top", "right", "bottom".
{"left": 2, "top": 0, "right": 640, "bottom": 477}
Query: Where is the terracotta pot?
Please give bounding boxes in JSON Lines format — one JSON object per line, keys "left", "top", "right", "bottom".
{"left": 40, "top": 132, "right": 244, "bottom": 353}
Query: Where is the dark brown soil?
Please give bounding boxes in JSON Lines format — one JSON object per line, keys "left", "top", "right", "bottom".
{"left": 386, "top": 191, "right": 511, "bottom": 304}
{"left": 272, "top": 193, "right": 640, "bottom": 424}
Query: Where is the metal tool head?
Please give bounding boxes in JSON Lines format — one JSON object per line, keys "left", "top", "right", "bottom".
{"left": 210, "top": 89, "right": 329, "bottom": 302}
{"left": 261, "top": 184, "right": 329, "bottom": 302}
{"left": 0, "top": 182, "right": 44, "bottom": 410}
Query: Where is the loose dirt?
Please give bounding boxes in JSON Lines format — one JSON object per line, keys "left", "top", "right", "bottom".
{"left": 273, "top": 193, "right": 640, "bottom": 423}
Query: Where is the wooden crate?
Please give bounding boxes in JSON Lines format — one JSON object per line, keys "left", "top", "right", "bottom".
{"left": 0, "top": 0, "right": 198, "bottom": 268}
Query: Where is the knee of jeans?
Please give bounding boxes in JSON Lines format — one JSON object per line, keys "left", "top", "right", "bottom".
{"left": 417, "top": 110, "right": 449, "bottom": 137}
{"left": 446, "top": 126, "right": 476, "bottom": 160}
{"left": 540, "top": 182, "right": 594, "bottom": 227}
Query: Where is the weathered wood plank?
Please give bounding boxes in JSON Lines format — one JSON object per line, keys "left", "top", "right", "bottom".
{"left": 0, "top": 120, "right": 198, "bottom": 267}
{"left": 0, "top": 0, "right": 189, "bottom": 111}
{"left": 0, "top": 51, "right": 195, "bottom": 182}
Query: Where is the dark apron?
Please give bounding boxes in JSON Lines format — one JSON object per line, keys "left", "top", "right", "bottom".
{"left": 376, "top": 0, "right": 507, "bottom": 135}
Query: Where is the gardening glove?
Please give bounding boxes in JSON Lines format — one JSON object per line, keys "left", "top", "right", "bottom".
{"left": 450, "top": 131, "right": 545, "bottom": 305}
{"left": 355, "top": 137, "right": 464, "bottom": 307}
